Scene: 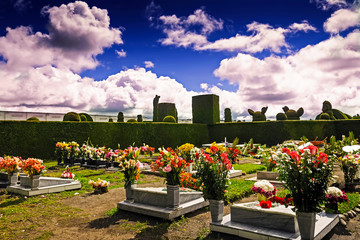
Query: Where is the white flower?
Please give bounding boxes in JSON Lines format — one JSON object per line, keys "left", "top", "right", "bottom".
{"left": 343, "top": 145, "right": 360, "bottom": 153}
{"left": 254, "top": 180, "right": 274, "bottom": 192}
{"left": 326, "top": 187, "right": 343, "bottom": 197}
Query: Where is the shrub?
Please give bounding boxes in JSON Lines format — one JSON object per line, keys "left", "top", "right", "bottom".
{"left": 80, "top": 114, "right": 87, "bottom": 122}
{"left": 319, "top": 113, "right": 330, "bottom": 120}
{"left": 224, "top": 108, "right": 232, "bottom": 122}
{"left": 158, "top": 103, "right": 177, "bottom": 122}
{"left": 127, "top": 119, "right": 137, "bottom": 123}
{"left": 26, "top": 117, "right": 40, "bottom": 122}
{"left": 79, "top": 113, "right": 93, "bottom": 122}
{"left": 163, "top": 115, "right": 176, "bottom": 123}
{"left": 192, "top": 94, "right": 220, "bottom": 124}
{"left": 109, "top": 118, "right": 114, "bottom": 122}
{"left": 137, "top": 115, "right": 143, "bottom": 122}
{"left": 63, "top": 112, "right": 81, "bottom": 122}
{"left": 117, "top": 112, "right": 124, "bottom": 122}
{"left": 276, "top": 113, "right": 287, "bottom": 120}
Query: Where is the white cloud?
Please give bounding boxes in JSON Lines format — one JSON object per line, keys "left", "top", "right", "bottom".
{"left": 200, "top": 83, "right": 209, "bottom": 90}
{"left": 312, "top": 0, "right": 348, "bottom": 10}
{"left": 214, "top": 30, "right": 360, "bottom": 118}
{"left": 324, "top": 8, "right": 360, "bottom": 33}
{"left": 144, "top": 61, "right": 155, "bottom": 68}
{"left": 116, "top": 49, "right": 127, "bottom": 57}
{"left": 157, "top": 10, "right": 316, "bottom": 53}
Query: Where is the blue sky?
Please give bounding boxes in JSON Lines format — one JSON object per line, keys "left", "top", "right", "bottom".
{"left": 0, "top": 0, "right": 359, "bottom": 120}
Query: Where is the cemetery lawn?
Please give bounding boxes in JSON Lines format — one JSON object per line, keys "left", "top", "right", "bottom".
{"left": 0, "top": 160, "right": 359, "bottom": 240}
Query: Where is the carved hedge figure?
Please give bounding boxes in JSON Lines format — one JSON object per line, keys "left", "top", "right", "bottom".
{"left": 153, "top": 95, "right": 160, "bottom": 122}
{"left": 224, "top": 108, "right": 232, "bottom": 122}
{"left": 315, "top": 100, "right": 352, "bottom": 120}
{"left": 248, "top": 107, "right": 268, "bottom": 121}
{"left": 282, "top": 106, "right": 304, "bottom": 120}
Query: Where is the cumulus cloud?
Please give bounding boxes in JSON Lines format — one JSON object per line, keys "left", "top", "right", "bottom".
{"left": 156, "top": 9, "right": 316, "bottom": 53}
{"left": 324, "top": 7, "right": 360, "bottom": 33}
{"left": 144, "top": 61, "right": 154, "bottom": 68}
{"left": 116, "top": 49, "right": 127, "bottom": 57}
{"left": 311, "top": 0, "right": 348, "bottom": 10}
{"left": 214, "top": 30, "right": 360, "bottom": 118}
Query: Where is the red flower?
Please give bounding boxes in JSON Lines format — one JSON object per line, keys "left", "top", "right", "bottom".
{"left": 304, "top": 145, "right": 318, "bottom": 155}
{"left": 260, "top": 200, "right": 272, "bottom": 209}
{"left": 289, "top": 151, "right": 301, "bottom": 163}
{"left": 317, "top": 152, "right": 328, "bottom": 163}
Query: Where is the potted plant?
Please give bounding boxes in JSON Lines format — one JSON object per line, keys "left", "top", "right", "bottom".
{"left": 55, "top": 142, "right": 67, "bottom": 165}
{"left": 278, "top": 145, "right": 333, "bottom": 240}
{"left": 340, "top": 153, "right": 359, "bottom": 191}
{"left": 19, "top": 158, "right": 46, "bottom": 189}
{"left": 252, "top": 180, "right": 276, "bottom": 201}
{"left": 151, "top": 148, "right": 187, "bottom": 209}
{"left": 118, "top": 146, "right": 143, "bottom": 201}
{"left": 0, "top": 156, "right": 21, "bottom": 185}
{"left": 88, "top": 178, "right": 110, "bottom": 193}
{"left": 325, "top": 186, "right": 348, "bottom": 213}
{"left": 193, "top": 145, "right": 232, "bottom": 222}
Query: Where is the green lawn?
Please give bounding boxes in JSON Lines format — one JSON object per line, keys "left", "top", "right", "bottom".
{"left": 233, "top": 163, "right": 266, "bottom": 174}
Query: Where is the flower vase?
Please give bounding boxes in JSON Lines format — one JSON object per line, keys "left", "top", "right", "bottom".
{"left": 296, "top": 211, "right": 316, "bottom": 240}
{"left": 167, "top": 184, "right": 180, "bottom": 209}
{"left": 57, "top": 157, "right": 62, "bottom": 165}
{"left": 125, "top": 181, "right": 137, "bottom": 202}
{"left": 8, "top": 173, "right": 18, "bottom": 185}
{"left": 20, "top": 175, "right": 40, "bottom": 190}
{"left": 325, "top": 203, "right": 338, "bottom": 214}
{"left": 257, "top": 193, "right": 267, "bottom": 202}
{"left": 209, "top": 199, "right": 224, "bottom": 223}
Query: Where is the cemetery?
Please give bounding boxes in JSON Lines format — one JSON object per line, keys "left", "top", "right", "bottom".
{"left": 1, "top": 94, "right": 360, "bottom": 239}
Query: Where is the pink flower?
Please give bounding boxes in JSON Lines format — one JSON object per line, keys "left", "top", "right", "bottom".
{"left": 163, "top": 164, "right": 172, "bottom": 173}
{"left": 136, "top": 160, "right": 144, "bottom": 170}
{"left": 304, "top": 145, "right": 317, "bottom": 155}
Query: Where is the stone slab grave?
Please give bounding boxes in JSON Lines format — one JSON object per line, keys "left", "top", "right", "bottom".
{"left": 7, "top": 176, "right": 82, "bottom": 196}
{"left": 0, "top": 172, "right": 17, "bottom": 188}
{"left": 117, "top": 187, "right": 209, "bottom": 220}
{"left": 246, "top": 171, "right": 284, "bottom": 186}
{"left": 211, "top": 202, "right": 339, "bottom": 240}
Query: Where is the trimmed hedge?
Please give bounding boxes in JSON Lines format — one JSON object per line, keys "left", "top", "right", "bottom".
{"left": 192, "top": 94, "right": 220, "bottom": 124}
{"left": 0, "top": 121, "right": 209, "bottom": 160}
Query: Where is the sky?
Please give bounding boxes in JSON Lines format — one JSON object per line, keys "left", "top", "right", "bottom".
{"left": 0, "top": 0, "right": 360, "bottom": 120}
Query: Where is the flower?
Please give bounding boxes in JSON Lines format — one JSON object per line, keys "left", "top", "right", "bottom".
{"left": 117, "top": 146, "right": 142, "bottom": 187}
{"left": 340, "top": 153, "right": 360, "bottom": 185}
{"left": 61, "top": 166, "right": 75, "bottom": 179}
{"left": 326, "top": 187, "right": 348, "bottom": 204}
{"left": 19, "top": 158, "right": 45, "bottom": 177}
{"left": 178, "top": 143, "right": 195, "bottom": 163}
{"left": 89, "top": 178, "right": 110, "bottom": 192}
{"left": 252, "top": 180, "right": 276, "bottom": 198}
{"left": 0, "top": 156, "right": 21, "bottom": 174}
{"left": 260, "top": 200, "right": 272, "bottom": 209}
{"left": 163, "top": 164, "right": 172, "bottom": 173}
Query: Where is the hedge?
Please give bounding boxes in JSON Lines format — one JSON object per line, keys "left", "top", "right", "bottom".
{"left": 192, "top": 94, "right": 220, "bottom": 124}
{"left": 0, "top": 121, "right": 209, "bottom": 160}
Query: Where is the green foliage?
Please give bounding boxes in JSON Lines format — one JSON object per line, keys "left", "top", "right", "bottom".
{"left": 117, "top": 112, "right": 124, "bottom": 122}
{"left": 127, "top": 119, "right": 137, "bottom": 122}
{"left": 282, "top": 106, "right": 304, "bottom": 120}
{"left": 80, "top": 115, "right": 87, "bottom": 122}
{"left": 338, "top": 192, "right": 360, "bottom": 214}
{"left": 108, "top": 118, "right": 114, "bottom": 122}
{"left": 319, "top": 113, "right": 330, "bottom": 120}
{"left": 79, "top": 113, "right": 93, "bottom": 122}
{"left": 317, "top": 100, "right": 351, "bottom": 120}
{"left": 163, "top": 115, "right": 176, "bottom": 123}
{"left": 226, "top": 179, "right": 254, "bottom": 202}
{"left": 192, "top": 94, "right": 220, "bottom": 124}
{"left": 276, "top": 113, "right": 287, "bottom": 120}
{"left": 137, "top": 115, "right": 143, "bottom": 122}
{"left": 26, "top": 117, "right": 40, "bottom": 122}
{"left": 224, "top": 108, "right": 232, "bottom": 122}
{"left": 232, "top": 163, "right": 266, "bottom": 174}
{"left": 158, "top": 103, "right": 178, "bottom": 122}
{"left": 63, "top": 112, "right": 81, "bottom": 122}
{"left": 248, "top": 107, "right": 267, "bottom": 122}
{"left": 353, "top": 114, "right": 360, "bottom": 119}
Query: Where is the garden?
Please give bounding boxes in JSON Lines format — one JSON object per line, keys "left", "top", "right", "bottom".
{"left": 1, "top": 132, "right": 360, "bottom": 240}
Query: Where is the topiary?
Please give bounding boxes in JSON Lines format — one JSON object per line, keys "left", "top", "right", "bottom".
{"left": 163, "top": 115, "right": 176, "bottom": 123}
{"left": 282, "top": 106, "right": 304, "bottom": 120}
{"left": 79, "top": 113, "right": 93, "bottom": 122}
{"left": 80, "top": 114, "right": 87, "bottom": 122}
{"left": 353, "top": 114, "right": 360, "bottom": 119}
{"left": 158, "top": 103, "right": 178, "bottom": 123}
{"left": 127, "top": 118, "right": 137, "bottom": 122}
{"left": 117, "top": 112, "right": 124, "bottom": 122}
{"left": 26, "top": 117, "right": 40, "bottom": 122}
{"left": 315, "top": 100, "right": 351, "bottom": 120}
{"left": 276, "top": 113, "right": 287, "bottom": 120}
{"left": 248, "top": 107, "right": 268, "bottom": 121}
{"left": 319, "top": 113, "right": 330, "bottom": 120}
{"left": 224, "top": 108, "right": 232, "bottom": 122}
{"left": 137, "top": 115, "right": 143, "bottom": 122}
{"left": 109, "top": 118, "right": 114, "bottom": 122}
{"left": 63, "top": 112, "right": 81, "bottom": 122}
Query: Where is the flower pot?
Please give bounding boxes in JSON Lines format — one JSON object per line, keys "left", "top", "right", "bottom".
{"left": 167, "top": 184, "right": 180, "bottom": 209}
{"left": 94, "top": 186, "right": 108, "bottom": 194}
{"left": 296, "top": 211, "right": 316, "bottom": 240}
{"left": 113, "top": 162, "right": 120, "bottom": 168}
{"left": 209, "top": 199, "right": 224, "bottom": 223}
{"left": 125, "top": 181, "right": 137, "bottom": 202}
{"left": 257, "top": 193, "right": 268, "bottom": 202}
{"left": 8, "top": 173, "right": 18, "bottom": 185}
{"left": 325, "top": 203, "right": 338, "bottom": 214}
{"left": 20, "top": 175, "right": 40, "bottom": 189}
{"left": 186, "top": 163, "right": 193, "bottom": 173}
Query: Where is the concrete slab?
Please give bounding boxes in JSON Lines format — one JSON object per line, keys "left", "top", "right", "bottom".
{"left": 246, "top": 176, "right": 284, "bottom": 186}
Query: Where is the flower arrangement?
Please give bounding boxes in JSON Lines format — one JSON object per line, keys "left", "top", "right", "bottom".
{"left": 55, "top": 142, "right": 68, "bottom": 160}
{"left": 0, "top": 156, "right": 21, "bottom": 174}
{"left": 278, "top": 145, "right": 333, "bottom": 212}
{"left": 151, "top": 148, "right": 187, "bottom": 186}
{"left": 20, "top": 158, "right": 45, "bottom": 177}
{"left": 193, "top": 148, "right": 232, "bottom": 200}
{"left": 61, "top": 166, "right": 75, "bottom": 179}
{"left": 180, "top": 172, "right": 201, "bottom": 190}
{"left": 140, "top": 144, "right": 155, "bottom": 157}
{"left": 88, "top": 178, "right": 110, "bottom": 193}
{"left": 252, "top": 180, "right": 276, "bottom": 198}
{"left": 269, "top": 195, "right": 293, "bottom": 206}
{"left": 226, "top": 147, "right": 241, "bottom": 163}
{"left": 259, "top": 200, "right": 272, "bottom": 209}
{"left": 178, "top": 143, "right": 195, "bottom": 163}
{"left": 325, "top": 187, "right": 348, "bottom": 204}
{"left": 117, "top": 146, "right": 143, "bottom": 187}
{"left": 340, "top": 153, "right": 360, "bottom": 186}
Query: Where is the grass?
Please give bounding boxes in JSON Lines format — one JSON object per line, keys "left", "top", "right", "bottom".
{"left": 226, "top": 179, "right": 254, "bottom": 202}
{"left": 339, "top": 192, "right": 360, "bottom": 214}
{"left": 233, "top": 163, "right": 266, "bottom": 174}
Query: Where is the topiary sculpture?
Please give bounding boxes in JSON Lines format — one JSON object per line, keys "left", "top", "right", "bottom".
{"left": 63, "top": 112, "right": 81, "bottom": 122}
{"left": 109, "top": 118, "right": 114, "bottom": 122}
{"left": 137, "top": 115, "right": 143, "bottom": 122}
{"left": 353, "top": 114, "right": 360, "bottom": 119}
{"left": 80, "top": 115, "right": 87, "bottom": 122}
{"left": 319, "top": 113, "right": 330, "bottom": 120}
{"left": 276, "top": 113, "right": 287, "bottom": 120}
{"left": 117, "top": 112, "right": 124, "bottom": 122}
{"left": 315, "top": 100, "right": 351, "bottom": 120}
{"left": 163, "top": 115, "right": 176, "bottom": 123}
{"left": 153, "top": 95, "right": 160, "bottom": 122}
{"left": 282, "top": 106, "right": 304, "bottom": 120}
{"left": 127, "top": 119, "right": 137, "bottom": 122}
{"left": 26, "top": 117, "right": 40, "bottom": 122}
{"left": 79, "top": 113, "right": 93, "bottom": 122}
{"left": 224, "top": 108, "right": 232, "bottom": 122}
{"left": 248, "top": 107, "right": 268, "bottom": 121}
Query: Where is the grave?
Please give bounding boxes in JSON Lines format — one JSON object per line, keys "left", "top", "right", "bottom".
{"left": 246, "top": 171, "right": 284, "bottom": 186}
{"left": 0, "top": 172, "right": 17, "bottom": 187}
{"left": 7, "top": 176, "right": 82, "bottom": 196}
{"left": 210, "top": 202, "right": 339, "bottom": 240}
{"left": 117, "top": 187, "right": 209, "bottom": 220}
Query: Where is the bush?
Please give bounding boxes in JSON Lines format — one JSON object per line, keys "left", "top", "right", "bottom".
{"left": 163, "top": 115, "right": 176, "bottom": 123}
{"left": 192, "top": 94, "right": 220, "bottom": 124}
{"left": 127, "top": 119, "right": 137, "bottom": 123}
{"left": 109, "top": 118, "right": 114, "bottom": 122}
{"left": 79, "top": 113, "right": 93, "bottom": 122}
{"left": 137, "top": 115, "right": 143, "bottom": 122}
{"left": 63, "top": 112, "right": 81, "bottom": 122}
{"left": 26, "top": 117, "right": 40, "bottom": 122}
{"left": 158, "top": 103, "right": 177, "bottom": 122}
{"left": 117, "top": 112, "right": 124, "bottom": 122}
{"left": 80, "top": 115, "right": 87, "bottom": 122}
{"left": 276, "top": 113, "right": 287, "bottom": 120}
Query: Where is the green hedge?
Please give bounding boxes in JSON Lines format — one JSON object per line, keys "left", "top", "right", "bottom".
{"left": 192, "top": 94, "right": 220, "bottom": 124}
{"left": 0, "top": 121, "right": 209, "bottom": 160}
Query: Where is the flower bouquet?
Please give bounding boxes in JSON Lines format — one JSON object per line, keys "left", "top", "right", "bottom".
{"left": 61, "top": 166, "right": 75, "bottom": 179}
{"left": 0, "top": 156, "right": 21, "bottom": 175}
{"left": 20, "top": 158, "right": 45, "bottom": 178}
{"left": 178, "top": 143, "right": 195, "bottom": 163}
{"left": 89, "top": 178, "right": 110, "bottom": 193}
{"left": 140, "top": 144, "right": 155, "bottom": 157}
{"left": 118, "top": 146, "right": 143, "bottom": 188}
{"left": 340, "top": 153, "right": 359, "bottom": 190}
{"left": 325, "top": 186, "right": 348, "bottom": 213}
{"left": 252, "top": 180, "right": 276, "bottom": 201}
